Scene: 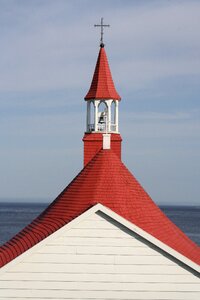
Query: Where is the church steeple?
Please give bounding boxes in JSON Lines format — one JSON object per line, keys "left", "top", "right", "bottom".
{"left": 84, "top": 45, "right": 121, "bottom": 134}
{"left": 84, "top": 18, "right": 121, "bottom": 136}
{"left": 83, "top": 34, "right": 122, "bottom": 166}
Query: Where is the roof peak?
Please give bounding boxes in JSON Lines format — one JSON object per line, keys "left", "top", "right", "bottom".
{"left": 85, "top": 46, "right": 121, "bottom": 100}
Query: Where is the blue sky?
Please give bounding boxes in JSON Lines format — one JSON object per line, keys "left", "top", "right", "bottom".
{"left": 0, "top": 0, "right": 199, "bottom": 205}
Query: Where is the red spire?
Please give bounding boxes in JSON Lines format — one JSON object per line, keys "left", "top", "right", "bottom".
{"left": 85, "top": 45, "right": 121, "bottom": 100}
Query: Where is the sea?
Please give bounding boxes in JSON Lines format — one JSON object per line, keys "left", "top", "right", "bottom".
{"left": 0, "top": 202, "right": 199, "bottom": 246}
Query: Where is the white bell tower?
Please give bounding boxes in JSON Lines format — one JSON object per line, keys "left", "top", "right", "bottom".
{"left": 86, "top": 99, "right": 119, "bottom": 133}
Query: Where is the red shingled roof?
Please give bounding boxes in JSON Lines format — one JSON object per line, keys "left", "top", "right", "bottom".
{"left": 85, "top": 46, "right": 121, "bottom": 100}
{"left": 0, "top": 149, "right": 199, "bottom": 267}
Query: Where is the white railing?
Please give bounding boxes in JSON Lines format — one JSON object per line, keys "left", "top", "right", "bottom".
{"left": 88, "top": 123, "right": 117, "bottom": 132}
{"left": 111, "top": 124, "right": 116, "bottom": 131}
{"left": 98, "top": 123, "right": 107, "bottom": 132}
{"left": 88, "top": 124, "right": 95, "bottom": 131}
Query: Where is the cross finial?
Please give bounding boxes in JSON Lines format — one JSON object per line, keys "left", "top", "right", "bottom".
{"left": 94, "top": 17, "right": 110, "bottom": 48}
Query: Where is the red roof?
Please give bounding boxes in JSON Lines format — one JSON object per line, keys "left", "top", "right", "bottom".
{"left": 0, "top": 149, "right": 199, "bottom": 267}
{"left": 85, "top": 45, "right": 121, "bottom": 100}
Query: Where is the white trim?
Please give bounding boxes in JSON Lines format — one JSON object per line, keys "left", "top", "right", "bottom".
{"left": 94, "top": 100, "right": 100, "bottom": 132}
{"left": 86, "top": 101, "right": 90, "bottom": 132}
{"left": 96, "top": 205, "right": 200, "bottom": 273}
{"left": 115, "top": 100, "right": 119, "bottom": 133}
{"left": 0, "top": 204, "right": 199, "bottom": 274}
{"left": 103, "top": 134, "right": 111, "bottom": 149}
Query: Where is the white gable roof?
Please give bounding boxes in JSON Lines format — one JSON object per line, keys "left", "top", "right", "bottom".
{"left": 0, "top": 204, "right": 199, "bottom": 275}
{"left": 0, "top": 204, "right": 200, "bottom": 274}
{"left": 0, "top": 204, "right": 199, "bottom": 299}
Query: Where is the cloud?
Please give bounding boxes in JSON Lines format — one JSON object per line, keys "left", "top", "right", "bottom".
{"left": 0, "top": 0, "right": 199, "bottom": 93}
{"left": 120, "top": 109, "right": 200, "bottom": 141}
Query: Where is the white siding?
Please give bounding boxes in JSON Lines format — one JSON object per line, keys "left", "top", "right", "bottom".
{"left": 0, "top": 211, "right": 199, "bottom": 300}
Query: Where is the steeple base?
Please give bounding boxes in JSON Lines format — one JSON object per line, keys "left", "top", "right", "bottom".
{"left": 83, "top": 133, "right": 122, "bottom": 166}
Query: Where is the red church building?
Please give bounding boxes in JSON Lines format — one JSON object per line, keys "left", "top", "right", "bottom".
{"left": 0, "top": 30, "right": 199, "bottom": 299}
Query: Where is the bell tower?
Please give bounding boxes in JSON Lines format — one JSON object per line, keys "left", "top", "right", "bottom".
{"left": 86, "top": 97, "right": 119, "bottom": 134}
{"left": 83, "top": 19, "right": 122, "bottom": 166}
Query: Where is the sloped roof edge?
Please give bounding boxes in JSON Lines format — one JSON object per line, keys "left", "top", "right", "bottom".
{"left": 0, "top": 204, "right": 199, "bottom": 275}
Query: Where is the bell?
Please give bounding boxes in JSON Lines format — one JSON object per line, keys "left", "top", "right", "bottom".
{"left": 99, "top": 111, "right": 106, "bottom": 124}
{"left": 99, "top": 115, "right": 104, "bottom": 124}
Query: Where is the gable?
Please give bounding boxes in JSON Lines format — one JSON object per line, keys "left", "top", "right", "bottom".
{"left": 0, "top": 205, "right": 199, "bottom": 300}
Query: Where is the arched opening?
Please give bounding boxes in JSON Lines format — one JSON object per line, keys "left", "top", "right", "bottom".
{"left": 88, "top": 101, "right": 94, "bottom": 131}
{"left": 111, "top": 100, "right": 116, "bottom": 131}
{"left": 98, "top": 101, "right": 108, "bottom": 132}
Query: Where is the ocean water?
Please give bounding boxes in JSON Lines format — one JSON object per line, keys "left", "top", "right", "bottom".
{"left": 0, "top": 202, "right": 199, "bottom": 246}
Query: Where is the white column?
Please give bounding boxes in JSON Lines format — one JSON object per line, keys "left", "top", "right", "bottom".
{"left": 106, "top": 100, "right": 112, "bottom": 133}
{"left": 94, "top": 101, "right": 99, "bottom": 132}
{"left": 115, "top": 100, "right": 119, "bottom": 133}
{"left": 86, "top": 101, "right": 90, "bottom": 132}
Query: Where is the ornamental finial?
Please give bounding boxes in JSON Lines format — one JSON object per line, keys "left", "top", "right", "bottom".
{"left": 94, "top": 17, "right": 110, "bottom": 47}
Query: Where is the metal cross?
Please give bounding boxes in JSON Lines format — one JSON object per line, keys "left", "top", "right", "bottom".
{"left": 94, "top": 17, "right": 110, "bottom": 46}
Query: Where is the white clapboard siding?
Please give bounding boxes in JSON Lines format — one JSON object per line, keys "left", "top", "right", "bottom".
{"left": 0, "top": 289, "right": 199, "bottom": 300}
{"left": 0, "top": 210, "right": 199, "bottom": 300}
{"left": 3, "top": 298, "right": 198, "bottom": 300}
{"left": 9, "top": 262, "right": 188, "bottom": 274}
{"left": 63, "top": 228, "right": 134, "bottom": 238}
{"left": 48, "top": 236, "right": 144, "bottom": 246}
{"left": 1, "top": 272, "right": 199, "bottom": 283}
{"left": 1, "top": 280, "right": 200, "bottom": 291}
{"left": 76, "top": 219, "right": 120, "bottom": 229}
{"left": 38, "top": 244, "right": 160, "bottom": 255}
{"left": 24, "top": 253, "right": 174, "bottom": 265}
